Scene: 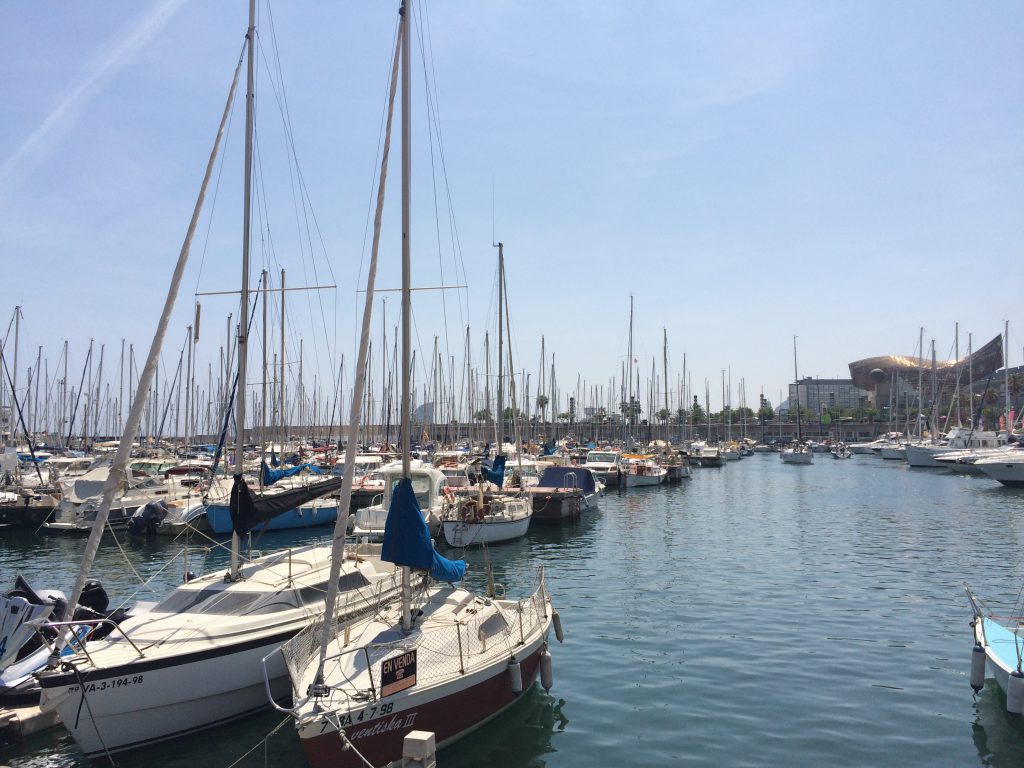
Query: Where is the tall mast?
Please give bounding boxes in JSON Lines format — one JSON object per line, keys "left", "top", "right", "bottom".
{"left": 662, "top": 328, "right": 669, "bottom": 433}
{"left": 954, "top": 321, "right": 960, "bottom": 427}
{"left": 230, "top": 0, "right": 256, "bottom": 581}
{"left": 496, "top": 242, "right": 504, "bottom": 448}
{"left": 261, "top": 269, "right": 268, "bottom": 452}
{"left": 399, "top": 0, "right": 413, "bottom": 631}
{"left": 930, "top": 339, "right": 937, "bottom": 443}
{"left": 279, "top": 268, "right": 286, "bottom": 449}
{"left": 793, "top": 335, "right": 801, "bottom": 443}
{"left": 1005, "top": 320, "right": 1011, "bottom": 433}
{"left": 916, "top": 327, "right": 924, "bottom": 440}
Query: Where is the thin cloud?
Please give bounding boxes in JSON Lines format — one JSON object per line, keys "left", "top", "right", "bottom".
{"left": 0, "top": 0, "right": 187, "bottom": 188}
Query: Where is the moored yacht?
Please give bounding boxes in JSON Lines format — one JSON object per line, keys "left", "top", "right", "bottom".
{"left": 37, "top": 543, "right": 400, "bottom": 758}
{"left": 583, "top": 449, "right": 623, "bottom": 487}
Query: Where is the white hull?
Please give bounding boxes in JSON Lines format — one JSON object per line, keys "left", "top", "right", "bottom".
{"left": 41, "top": 636, "right": 293, "bottom": 757}
{"left": 975, "top": 456, "right": 1024, "bottom": 487}
{"left": 624, "top": 471, "right": 665, "bottom": 487}
{"left": 37, "top": 544, "right": 399, "bottom": 757}
{"left": 442, "top": 515, "right": 531, "bottom": 546}
{"left": 780, "top": 450, "right": 813, "bottom": 465}
{"left": 904, "top": 444, "right": 948, "bottom": 468}
{"left": 879, "top": 446, "right": 906, "bottom": 461}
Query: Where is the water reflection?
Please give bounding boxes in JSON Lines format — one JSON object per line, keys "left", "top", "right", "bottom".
{"left": 442, "top": 687, "right": 568, "bottom": 768}
{"left": 971, "top": 684, "right": 1024, "bottom": 768}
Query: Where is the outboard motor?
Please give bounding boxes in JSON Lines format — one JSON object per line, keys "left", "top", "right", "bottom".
{"left": 72, "top": 580, "right": 129, "bottom": 640}
{"left": 79, "top": 579, "right": 110, "bottom": 614}
{"left": 127, "top": 499, "right": 169, "bottom": 536}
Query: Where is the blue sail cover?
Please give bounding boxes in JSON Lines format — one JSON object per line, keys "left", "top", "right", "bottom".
{"left": 481, "top": 454, "right": 506, "bottom": 487}
{"left": 382, "top": 477, "right": 466, "bottom": 583}
{"left": 261, "top": 461, "right": 323, "bottom": 486}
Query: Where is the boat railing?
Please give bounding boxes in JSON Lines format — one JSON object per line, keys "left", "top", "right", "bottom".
{"left": 276, "top": 572, "right": 551, "bottom": 712}
{"left": 39, "top": 618, "right": 147, "bottom": 665}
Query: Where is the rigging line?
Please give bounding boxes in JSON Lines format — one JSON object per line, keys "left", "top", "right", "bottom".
{"left": 224, "top": 714, "right": 293, "bottom": 768}
{"left": 417, "top": 0, "right": 471, "bottom": 330}
{"left": 253, "top": 33, "right": 332, "bottom": 377}
{"left": 412, "top": 3, "right": 452, "bottom": 371}
{"left": 255, "top": 32, "right": 338, "bottom": 372}
{"left": 354, "top": 14, "right": 404, "bottom": 336}
{"left": 193, "top": 42, "right": 246, "bottom": 297}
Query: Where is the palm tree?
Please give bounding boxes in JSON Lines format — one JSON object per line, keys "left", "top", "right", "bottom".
{"left": 535, "top": 394, "right": 549, "bottom": 424}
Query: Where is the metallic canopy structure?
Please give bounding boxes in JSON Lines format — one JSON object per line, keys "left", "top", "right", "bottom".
{"left": 848, "top": 334, "right": 1004, "bottom": 391}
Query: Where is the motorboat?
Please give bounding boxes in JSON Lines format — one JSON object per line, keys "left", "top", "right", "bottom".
{"left": 621, "top": 454, "right": 667, "bottom": 486}
{"left": 905, "top": 427, "right": 1007, "bottom": 468}
{"left": 353, "top": 460, "right": 448, "bottom": 539}
{"left": 528, "top": 465, "right": 603, "bottom": 522}
{"left": 974, "top": 444, "right": 1024, "bottom": 487}
{"left": 37, "top": 543, "right": 400, "bottom": 758}
{"left": 583, "top": 449, "right": 622, "bottom": 487}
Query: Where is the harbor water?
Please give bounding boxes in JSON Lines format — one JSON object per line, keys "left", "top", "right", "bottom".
{"left": 4, "top": 454, "right": 1024, "bottom": 767}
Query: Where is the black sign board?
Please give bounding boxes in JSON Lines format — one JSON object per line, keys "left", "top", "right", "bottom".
{"left": 381, "top": 649, "right": 417, "bottom": 696}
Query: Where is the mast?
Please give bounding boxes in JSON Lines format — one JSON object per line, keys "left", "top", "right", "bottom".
{"left": 1005, "top": 320, "right": 1011, "bottom": 434}
{"left": 229, "top": 0, "right": 256, "bottom": 581}
{"left": 315, "top": 3, "right": 402, "bottom": 680}
{"left": 399, "top": 0, "right": 413, "bottom": 632}
{"left": 929, "top": 339, "right": 937, "bottom": 443}
{"left": 280, "top": 268, "right": 286, "bottom": 451}
{"left": 954, "top": 321, "right": 961, "bottom": 427}
{"left": 52, "top": 25, "right": 243, "bottom": 641}
{"left": 261, "top": 269, "right": 268, "bottom": 454}
{"left": 916, "top": 327, "right": 924, "bottom": 440}
{"left": 793, "top": 335, "right": 801, "bottom": 444}
{"left": 662, "top": 328, "right": 668, "bottom": 439}
{"left": 968, "top": 332, "right": 973, "bottom": 425}
{"left": 627, "top": 295, "right": 634, "bottom": 440}
{"left": 496, "top": 242, "right": 504, "bottom": 449}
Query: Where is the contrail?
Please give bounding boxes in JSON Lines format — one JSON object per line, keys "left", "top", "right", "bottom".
{"left": 0, "top": 0, "right": 188, "bottom": 187}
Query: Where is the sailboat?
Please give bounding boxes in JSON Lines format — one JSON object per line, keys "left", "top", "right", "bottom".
{"left": 274, "top": 7, "right": 559, "bottom": 765}
{"left": 36, "top": 5, "right": 400, "bottom": 758}
{"left": 966, "top": 587, "right": 1024, "bottom": 714}
{"left": 780, "top": 336, "right": 813, "bottom": 465}
{"left": 441, "top": 243, "right": 534, "bottom": 547}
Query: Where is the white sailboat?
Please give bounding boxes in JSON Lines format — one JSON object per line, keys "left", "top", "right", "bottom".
{"left": 274, "top": 7, "right": 559, "bottom": 765}
{"left": 780, "top": 336, "right": 813, "bottom": 465}
{"left": 441, "top": 243, "right": 534, "bottom": 546}
{"left": 37, "top": 8, "right": 400, "bottom": 758}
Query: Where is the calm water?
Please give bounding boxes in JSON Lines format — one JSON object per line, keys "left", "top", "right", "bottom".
{"left": 5, "top": 455, "right": 1024, "bottom": 767}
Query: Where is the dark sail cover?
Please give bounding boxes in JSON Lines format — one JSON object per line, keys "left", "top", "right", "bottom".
{"left": 481, "top": 454, "right": 506, "bottom": 487}
{"left": 229, "top": 474, "right": 344, "bottom": 535}
{"left": 381, "top": 477, "right": 466, "bottom": 583}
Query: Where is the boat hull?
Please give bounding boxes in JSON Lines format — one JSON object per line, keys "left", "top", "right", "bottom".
{"left": 976, "top": 463, "right": 1024, "bottom": 486}
{"left": 624, "top": 472, "right": 665, "bottom": 487}
{"left": 442, "top": 515, "right": 531, "bottom": 546}
{"left": 529, "top": 491, "right": 584, "bottom": 523}
{"left": 779, "top": 451, "right": 813, "bottom": 465}
{"left": 38, "top": 630, "right": 295, "bottom": 758}
{"left": 299, "top": 643, "right": 545, "bottom": 768}
{"left": 205, "top": 500, "right": 337, "bottom": 533}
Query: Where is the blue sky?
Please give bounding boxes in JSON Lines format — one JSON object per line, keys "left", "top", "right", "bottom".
{"left": 1, "top": 1, "right": 1021, "bottom": 424}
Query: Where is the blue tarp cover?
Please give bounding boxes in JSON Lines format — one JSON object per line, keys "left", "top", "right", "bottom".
{"left": 481, "top": 454, "right": 506, "bottom": 486}
{"left": 537, "top": 466, "right": 597, "bottom": 493}
{"left": 382, "top": 477, "right": 466, "bottom": 583}
{"left": 261, "top": 461, "right": 323, "bottom": 486}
